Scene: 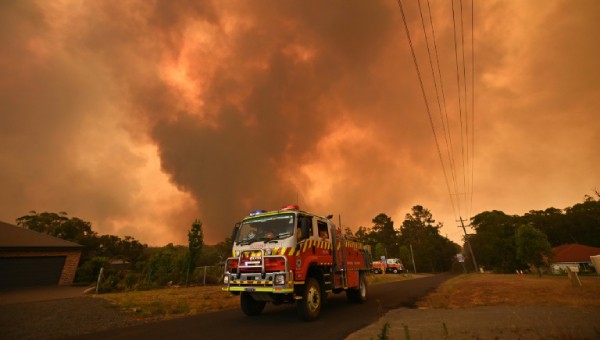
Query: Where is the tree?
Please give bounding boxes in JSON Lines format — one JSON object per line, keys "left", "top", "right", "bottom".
{"left": 370, "top": 213, "right": 400, "bottom": 258}
{"left": 399, "top": 206, "right": 459, "bottom": 272}
{"left": 521, "top": 208, "right": 569, "bottom": 247}
{"left": 187, "top": 219, "right": 204, "bottom": 285}
{"left": 398, "top": 245, "right": 412, "bottom": 272}
{"left": 516, "top": 224, "right": 553, "bottom": 276}
{"left": 88, "top": 234, "right": 146, "bottom": 268}
{"left": 374, "top": 243, "right": 387, "bottom": 259}
{"left": 563, "top": 194, "right": 600, "bottom": 247}
{"left": 354, "top": 226, "right": 371, "bottom": 244}
{"left": 145, "top": 243, "right": 187, "bottom": 286}
{"left": 215, "top": 237, "right": 233, "bottom": 263}
{"left": 16, "top": 211, "right": 95, "bottom": 243}
{"left": 470, "top": 210, "right": 522, "bottom": 273}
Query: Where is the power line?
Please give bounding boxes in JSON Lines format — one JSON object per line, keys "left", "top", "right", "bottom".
{"left": 451, "top": 0, "right": 469, "bottom": 219}
{"left": 417, "top": 0, "right": 458, "bottom": 218}
{"left": 460, "top": 0, "right": 472, "bottom": 222}
{"left": 460, "top": 0, "right": 470, "bottom": 208}
{"left": 469, "top": 0, "right": 475, "bottom": 220}
{"left": 397, "top": 0, "right": 477, "bottom": 239}
{"left": 396, "top": 0, "right": 456, "bottom": 220}
{"left": 426, "top": 0, "right": 460, "bottom": 201}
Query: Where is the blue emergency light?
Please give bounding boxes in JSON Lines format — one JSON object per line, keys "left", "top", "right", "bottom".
{"left": 249, "top": 209, "right": 266, "bottom": 216}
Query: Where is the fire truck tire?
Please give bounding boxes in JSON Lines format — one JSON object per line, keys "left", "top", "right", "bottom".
{"left": 296, "top": 277, "right": 322, "bottom": 321}
{"left": 347, "top": 273, "right": 367, "bottom": 303}
{"left": 392, "top": 268, "right": 399, "bottom": 274}
{"left": 240, "top": 292, "right": 266, "bottom": 316}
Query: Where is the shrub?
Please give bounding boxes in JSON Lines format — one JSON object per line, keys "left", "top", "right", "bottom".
{"left": 75, "top": 256, "right": 109, "bottom": 284}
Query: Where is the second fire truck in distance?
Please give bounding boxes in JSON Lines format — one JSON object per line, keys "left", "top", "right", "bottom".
{"left": 372, "top": 258, "right": 405, "bottom": 274}
{"left": 223, "top": 205, "right": 372, "bottom": 321}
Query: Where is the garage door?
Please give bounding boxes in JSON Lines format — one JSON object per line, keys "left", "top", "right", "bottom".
{"left": 0, "top": 256, "right": 66, "bottom": 289}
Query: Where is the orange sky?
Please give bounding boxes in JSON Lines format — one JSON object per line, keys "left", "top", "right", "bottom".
{"left": 1, "top": 0, "right": 599, "bottom": 246}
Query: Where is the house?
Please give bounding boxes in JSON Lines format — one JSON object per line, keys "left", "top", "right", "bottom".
{"left": 550, "top": 243, "right": 600, "bottom": 274}
{"left": 0, "top": 221, "right": 82, "bottom": 289}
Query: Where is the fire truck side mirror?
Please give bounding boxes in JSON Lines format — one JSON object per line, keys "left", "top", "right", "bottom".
{"left": 231, "top": 223, "right": 240, "bottom": 243}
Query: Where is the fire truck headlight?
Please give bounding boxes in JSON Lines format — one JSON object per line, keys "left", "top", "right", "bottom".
{"left": 265, "top": 248, "right": 272, "bottom": 255}
{"left": 223, "top": 275, "right": 229, "bottom": 284}
{"left": 234, "top": 250, "right": 240, "bottom": 257}
{"left": 274, "top": 274, "right": 285, "bottom": 285}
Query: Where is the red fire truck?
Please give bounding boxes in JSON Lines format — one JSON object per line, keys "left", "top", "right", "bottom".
{"left": 223, "top": 205, "right": 372, "bottom": 321}
{"left": 372, "top": 258, "right": 404, "bottom": 274}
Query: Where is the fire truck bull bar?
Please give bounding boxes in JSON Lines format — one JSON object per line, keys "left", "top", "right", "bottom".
{"left": 222, "top": 252, "right": 294, "bottom": 294}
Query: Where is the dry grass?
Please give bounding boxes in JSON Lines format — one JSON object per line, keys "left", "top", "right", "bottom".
{"left": 98, "top": 274, "right": 421, "bottom": 319}
{"left": 418, "top": 273, "right": 600, "bottom": 309}
{"left": 367, "top": 273, "right": 432, "bottom": 285}
{"left": 99, "top": 286, "right": 239, "bottom": 319}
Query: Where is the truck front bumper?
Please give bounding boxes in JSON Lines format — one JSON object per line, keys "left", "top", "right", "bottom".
{"left": 222, "top": 271, "right": 294, "bottom": 294}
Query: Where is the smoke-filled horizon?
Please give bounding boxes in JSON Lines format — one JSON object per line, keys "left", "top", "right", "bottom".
{"left": 1, "top": 0, "right": 599, "bottom": 246}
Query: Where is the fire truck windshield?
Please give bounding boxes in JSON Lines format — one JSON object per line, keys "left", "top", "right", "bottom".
{"left": 236, "top": 213, "right": 295, "bottom": 245}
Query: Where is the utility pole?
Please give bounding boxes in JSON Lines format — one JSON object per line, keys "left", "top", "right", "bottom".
{"left": 458, "top": 216, "right": 479, "bottom": 272}
{"left": 409, "top": 244, "right": 417, "bottom": 274}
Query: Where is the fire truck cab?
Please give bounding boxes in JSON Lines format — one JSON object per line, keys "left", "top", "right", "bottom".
{"left": 223, "top": 205, "right": 372, "bottom": 321}
{"left": 384, "top": 258, "right": 404, "bottom": 273}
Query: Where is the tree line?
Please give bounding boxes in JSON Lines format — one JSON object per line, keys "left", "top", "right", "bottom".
{"left": 16, "top": 193, "right": 598, "bottom": 291}
{"left": 466, "top": 193, "right": 600, "bottom": 274}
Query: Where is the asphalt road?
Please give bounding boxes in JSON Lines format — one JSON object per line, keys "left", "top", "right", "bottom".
{"left": 79, "top": 274, "right": 454, "bottom": 340}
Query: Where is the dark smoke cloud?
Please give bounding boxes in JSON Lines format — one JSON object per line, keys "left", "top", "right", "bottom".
{"left": 1, "top": 0, "right": 599, "bottom": 245}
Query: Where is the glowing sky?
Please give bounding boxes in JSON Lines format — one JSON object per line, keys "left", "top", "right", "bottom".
{"left": 1, "top": 0, "right": 598, "bottom": 246}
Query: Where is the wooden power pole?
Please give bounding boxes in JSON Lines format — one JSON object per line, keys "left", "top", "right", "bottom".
{"left": 458, "top": 216, "right": 479, "bottom": 272}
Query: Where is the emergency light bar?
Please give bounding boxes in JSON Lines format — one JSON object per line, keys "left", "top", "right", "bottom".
{"left": 249, "top": 210, "right": 266, "bottom": 216}
{"left": 281, "top": 205, "right": 299, "bottom": 210}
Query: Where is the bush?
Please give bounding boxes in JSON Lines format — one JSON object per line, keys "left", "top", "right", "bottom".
{"left": 124, "top": 272, "right": 142, "bottom": 290}
{"left": 98, "top": 272, "right": 121, "bottom": 293}
{"left": 75, "top": 256, "right": 109, "bottom": 284}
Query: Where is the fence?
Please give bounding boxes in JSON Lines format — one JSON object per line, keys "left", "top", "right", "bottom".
{"left": 193, "top": 265, "right": 224, "bottom": 285}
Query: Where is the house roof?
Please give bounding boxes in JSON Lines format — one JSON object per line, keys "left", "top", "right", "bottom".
{"left": 551, "top": 243, "right": 600, "bottom": 263}
{"left": 0, "top": 221, "right": 82, "bottom": 249}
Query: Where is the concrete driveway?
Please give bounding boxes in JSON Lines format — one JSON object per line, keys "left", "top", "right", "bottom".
{"left": 0, "top": 285, "right": 91, "bottom": 305}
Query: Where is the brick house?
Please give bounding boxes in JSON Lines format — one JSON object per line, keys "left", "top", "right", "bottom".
{"left": 0, "top": 221, "right": 82, "bottom": 289}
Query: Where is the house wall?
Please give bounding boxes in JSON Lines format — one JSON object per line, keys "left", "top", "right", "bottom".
{"left": 550, "top": 262, "right": 594, "bottom": 275}
{"left": 0, "top": 249, "right": 82, "bottom": 286}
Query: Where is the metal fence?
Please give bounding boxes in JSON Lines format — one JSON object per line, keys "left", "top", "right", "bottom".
{"left": 193, "top": 265, "right": 224, "bottom": 285}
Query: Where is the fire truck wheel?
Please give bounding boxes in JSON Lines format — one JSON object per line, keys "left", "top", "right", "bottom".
{"left": 240, "top": 292, "right": 266, "bottom": 316}
{"left": 392, "top": 268, "right": 399, "bottom": 274}
{"left": 297, "top": 277, "right": 321, "bottom": 321}
{"left": 347, "top": 274, "right": 367, "bottom": 303}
